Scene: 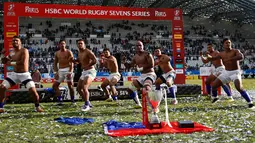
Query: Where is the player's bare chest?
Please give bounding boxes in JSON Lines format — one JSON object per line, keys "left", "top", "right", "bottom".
{"left": 58, "top": 52, "right": 69, "bottom": 59}
{"left": 10, "top": 51, "right": 22, "bottom": 61}
{"left": 105, "top": 59, "right": 113, "bottom": 66}
{"left": 79, "top": 53, "right": 89, "bottom": 61}
{"left": 223, "top": 52, "right": 235, "bottom": 59}
{"left": 135, "top": 55, "right": 146, "bottom": 63}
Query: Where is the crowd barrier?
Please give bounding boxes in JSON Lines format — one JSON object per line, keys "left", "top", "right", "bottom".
{"left": 7, "top": 84, "right": 201, "bottom": 103}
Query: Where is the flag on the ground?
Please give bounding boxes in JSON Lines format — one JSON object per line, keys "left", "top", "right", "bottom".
{"left": 54, "top": 117, "right": 94, "bottom": 125}
{"left": 103, "top": 120, "right": 214, "bottom": 137}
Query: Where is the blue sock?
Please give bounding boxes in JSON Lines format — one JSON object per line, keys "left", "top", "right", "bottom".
{"left": 130, "top": 91, "right": 138, "bottom": 104}
{"left": 240, "top": 91, "right": 252, "bottom": 103}
{"left": 0, "top": 102, "right": 4, "bottom": 108}
{"left": 57, "top": 95, "right": 62, "bottom": 102}
{"left": 206, "top": 84, "right": 211, "bottom": 95}
{"left": 35, "top": 103, "right": 40, "bottom": 107}
{"left": 212, "top": 89, "right": 218, "bottom": 98}
{"left": 85, "top": 101, "right": 90, "bottom": 106}
{"left": 71, "top": 96, "right": 75, "bottom": 102}
{"left": 168, "top": 87, "right": 176, "bottom": 99}
{"left": 112, "top": 95, "right": 118, "bottom": 100}
{"left": 222, "top": 85, "right": 232, "bottom": 97}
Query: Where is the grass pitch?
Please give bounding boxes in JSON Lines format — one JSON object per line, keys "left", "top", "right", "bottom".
{"left": 0, "top": 79, "right": 254, "bottom": 142}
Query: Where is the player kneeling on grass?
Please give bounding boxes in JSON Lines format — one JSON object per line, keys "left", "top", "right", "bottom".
{"left": 154, "top": 48, "right": 177, "bottom": 105}
{"left": 0, "top": 36, "right": 43, "bottom": 113}
{"left": 98, "top": 48, "right": 121, "bottom": 102}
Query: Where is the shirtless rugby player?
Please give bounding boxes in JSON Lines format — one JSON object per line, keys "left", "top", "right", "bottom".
{"left": 53, "top": 40, "right": 75, "bottom": 105}
{"left": 0, "top": 36, "right": 43, "bottom": 113}
{"left": 98, "top": 48, "right": 121, "bottom": 102}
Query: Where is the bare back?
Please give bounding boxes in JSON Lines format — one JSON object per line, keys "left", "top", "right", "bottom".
{"left": 55, "top": 49, "right": 73, "bottom": 69}
{"left": 11, "top": 48, "right": 29, "bottom": 73}
{"left": 104, "top": 56, "right": 118, "bottom": 73}
{"left": 134, "top": 51, "right": 154, "bottom": 73}
{"left": 78, "top": 48, "right": 96, "bottom": 70}
{"left": 158, "top": 54, "right": 173, "bottom": 73}
{"left": 209, "top": 51, "right": 224, "bottom": 68}
{"left": 219, "top": 49, "right": 241, "bottom": 71}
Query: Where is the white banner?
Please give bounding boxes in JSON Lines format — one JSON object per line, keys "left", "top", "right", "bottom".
{"left": 200, "top": 67, "right": 214, "bottom": 76}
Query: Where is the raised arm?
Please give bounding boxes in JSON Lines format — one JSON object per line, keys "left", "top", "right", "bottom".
{"left": 207, "top": 53, "right": 222, "bottom": 61}
{"left": 199, "top": 51, "right": 209, "bottom": 64}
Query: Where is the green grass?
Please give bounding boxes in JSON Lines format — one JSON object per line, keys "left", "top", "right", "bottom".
{"left": 0, "top": 79, "right": 255, "bottom": 142}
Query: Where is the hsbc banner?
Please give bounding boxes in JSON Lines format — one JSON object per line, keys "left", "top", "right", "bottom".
{"left": 4, "top": 2, "right": 185, "bottom": 84}
{"left": 85, "top": 88, "right": 130, "bottom": 101}
{"left": 5, "top": 2, "right": 177, "bottom": 20}
{"left": 8, "top": 87, "right": 131, "bottom": 103}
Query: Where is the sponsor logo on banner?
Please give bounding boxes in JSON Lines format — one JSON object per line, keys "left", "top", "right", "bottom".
{"left": 43, "top": 8, "right": 151, "bottom": 17}
{"left": 155, "top": 11, "right": 166, "bottom": 17}
{"left": 88, "top": 88, "right": 130, "bottom": 99}
{"left": 25, "top": 6, "right": 39, "bottom": 13}
{"left": 174, "top": 16, "right": 181, "bottom": 20}
{"left": 174, "top": 34, "right": 182, "bottom": 39}
{"left": 127, "top": 76, "right": 139, "bottom": 81}
{"left": 9, "top": 48, "right": 15, "bottom": 56}
{"left": 8, "top": 42, "right": 12, "bottom": 47}
{"left": 174, "top": 10, "right": 180, "bottom": 16}
{"left": 173, "top": 27, "right": 182, "bottom": 31}
{"left": 6, "top": 24, "right": 17, "bottom": 28}
{"left": 7, "top": 3, "right": 15, "bottom": 16}
{"left": 174, "top": 9, "right": 181, "bottom": 20}
{"left": 93, "top": 77, "right": 106, "bottom": 82}
{"left": 41, "top": 78, "right": 54, "bottom": 83}
{"left": 176, "top": 43, "right": 181, "bottom": 48}
{"left": 176, "top": 69, "right": 184, "bottom": 74}
{"left": 90, "top": 90, "right": 103, "bottom": 97}
{"left": 177, "top": 48, "right": 181, "bottom": 53}
{"left": 7, "top": 66, "right": 14, "bottom": 71}
{"left": 118, "top": 90, "right": 129, "bottom": 96}
{"left": 6, "top": 32, "right": 17, "bottom": 38}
